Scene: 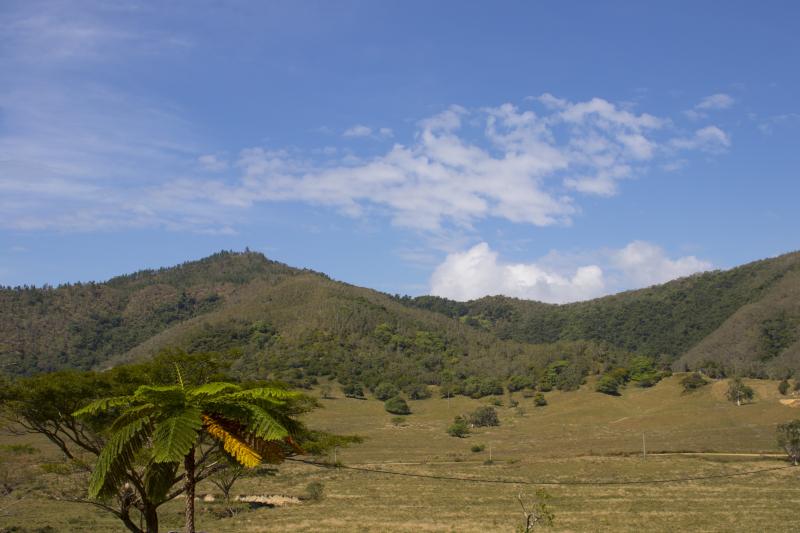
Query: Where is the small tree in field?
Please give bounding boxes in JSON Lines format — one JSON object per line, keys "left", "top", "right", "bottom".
{"left": 726, "top": 378, "right": 755, "bottom": 406}
{"left": 516, "top": 489, "right": 554, "bottom": 531}
{"left": 469, "top": 406, "right": 500, "bottom": 427}
{"left": 777, "top": 420, "right": 800, "bottom": 465}
{"left": 778, "top": 379, "right": 790, "bottom": 396}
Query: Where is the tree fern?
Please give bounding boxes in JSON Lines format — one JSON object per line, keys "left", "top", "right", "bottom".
{"left": 151, "top": 406, "right": 203, "bottom": 463}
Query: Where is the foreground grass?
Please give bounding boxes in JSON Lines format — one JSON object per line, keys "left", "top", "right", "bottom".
{"left": 2, "top": 375, "right": 799, "bottom": 532}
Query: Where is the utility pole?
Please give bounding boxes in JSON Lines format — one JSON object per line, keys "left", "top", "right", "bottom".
{"left": 642, "top": 433, "right": 646, "bottom": 460}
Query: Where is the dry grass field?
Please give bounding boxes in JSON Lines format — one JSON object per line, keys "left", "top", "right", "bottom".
{"left": 2, "top": 375, "right": 800, "bottom": 532}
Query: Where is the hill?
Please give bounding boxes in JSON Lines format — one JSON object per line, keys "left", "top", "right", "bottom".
{"left": 2, "top": 249, "right": 800, "bottom": 388}
{"left": 403, "top": 251, "right": 800, "bottom": 377}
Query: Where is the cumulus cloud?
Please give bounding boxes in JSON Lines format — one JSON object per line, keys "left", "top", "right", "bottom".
{"left": 429, "top": 241, "right": 712, "bottom": 303}
{"left": 611, "top": 241, "right": 713, "bottom": 287}
{"left": 430, "top": 243, "right": 605, "bottom": 303}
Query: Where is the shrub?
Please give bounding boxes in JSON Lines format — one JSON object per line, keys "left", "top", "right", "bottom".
{"left": 448, "top": 416, "right": 470, "bottom": 438}
{"left": 794, "top": 380, "right": 800, "bottom": 392}
{"left": 403, "top": 383, "right": 432, "bottom": 400}
{"left": 533, "top": 393, "right": 547, "bottom": 407}
{"left": 680, "top": 372, "right": 709, "bottom": 393}
{"left": 507, "top": 375, "right": 533, "bottom": 392}
{"left": 304, "top": 481, "right": 325, "bottom": 502}
{"left": 469, "top": 406, "right": 500, "bottom": 427}
{"left": 373, "top": 382, "right": 399, "bottom": 401}
{"left": 779, "top": 379, "right": 790, "bottom": 396}
{"left": 470, "top": 444, "right": 486, "bottom": 453}
{"left": 384, "top": 396, "right": 411, "bottom": 415}
{"left": 342, "top": 383, "right": 365, "bottom": 399}
{"left": 727, "top": 378, "right": 755, "bottom": 405}
{"left": 777, "top": 419, "right": 800, "bottom": 465}
{"left": 509, "top": 399, "right": 519, "bottom": 408}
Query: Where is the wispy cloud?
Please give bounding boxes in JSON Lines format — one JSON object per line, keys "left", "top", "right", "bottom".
{"left": 1, "top": 91, "right": 731, "bottom": 233}
{"left": 684, "top": 93, "right": 735, "bottom": 120}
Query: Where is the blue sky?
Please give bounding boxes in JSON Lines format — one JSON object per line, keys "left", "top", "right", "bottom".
{"left": 1, "top": 1, "right": 798, "bottom": 302}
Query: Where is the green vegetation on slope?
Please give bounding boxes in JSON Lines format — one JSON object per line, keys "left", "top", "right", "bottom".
{"left": 403, "top": 251, "right": 800, "bottom": 377}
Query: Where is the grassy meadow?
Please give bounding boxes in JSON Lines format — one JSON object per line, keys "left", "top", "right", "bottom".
{"left": 2, "top": 375, "right": 800, "bottom": 532}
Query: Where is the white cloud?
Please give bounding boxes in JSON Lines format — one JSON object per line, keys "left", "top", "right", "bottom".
{"left": 343, "top": 125, "right": 372, "bottom": 137}
{"left": 0, "top": 92, "right": 732, "bottom": 234}
{"left": 198, "top": 154, "right": 228, "bottom": 171}
{"left": 696, "top": 93, "right": 735, "bottom": 111}
{"left": 429, "top": 242, "right": 606, "bottom": 303}
{"left": 611, "top": 241, "right": 712, "bottom": 287}
{"left": 670, "top": 125, "right": 730, "bottom": 152}
{"left": 685, "top": 93, "right": 735, "bottom": 120}
{"left": 379, "top": 127, "right": 394, "bottom": 138}
{"left": 429, "top": 241, "right": 712, "bottom": 303}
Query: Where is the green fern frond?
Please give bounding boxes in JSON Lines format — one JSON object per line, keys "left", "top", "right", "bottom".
{"left": 72, "top": 395, "right": 133, "bottom": 418}
{"left": 226, "top": 387, "right": 297, "bottom": 403}
{"left": 233, "top": 402, "right": 289, "bottom": 441}
{"left": 89, "top": 416, "right": 151, "bottom": 499}
{"left": 110, "top": 403, "right": 156, "bottom": 432}
{"left": 151, "top": 406, "right": 203, "bottom": 463}
{"left": 188, "top": 382, "right": 241, "bottom": 398}
{"left": 134, "top": 385, "right": 186, "bottom": 407}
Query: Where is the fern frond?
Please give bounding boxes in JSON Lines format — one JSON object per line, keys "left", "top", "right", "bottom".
{"left": 72, "top": 395, "right": 133, "bottom": 418}
{"left": 110, "top": 403, "right": 156, "bottom": 432}
{"left": 188, "top": 382, "right": 241, "bottom": 399}
{"left": 89, "top": 416, "right": 151, "bottom": 499}
{"left": 203, "top": 415, "right": 261, "bottom": 468}
{"left": 225, "top": 387, "right": 298, "bottom": 403}
{"left": 237, "top": 402, "right": 290, "bottom": 441}
{"left": 151, "top": 406, "right": 203, "bottom": 463}
{"left": 133, "top": 385, "right": 185, "bottom": 407}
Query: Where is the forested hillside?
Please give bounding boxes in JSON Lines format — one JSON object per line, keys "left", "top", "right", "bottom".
{"left": 404, "top": 251, "right": 800, "bottom": 377}
{"left": 2, "top": 249, "right": 800, "bottom": 391}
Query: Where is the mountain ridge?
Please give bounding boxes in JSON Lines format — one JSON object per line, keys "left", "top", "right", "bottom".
{"left": 2, "top": 248, "right": 799, "bottom": 383}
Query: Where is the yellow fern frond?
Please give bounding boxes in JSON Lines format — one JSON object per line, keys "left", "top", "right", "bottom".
{"left": 202, "top": 415, "right": 262, "bottom": 468}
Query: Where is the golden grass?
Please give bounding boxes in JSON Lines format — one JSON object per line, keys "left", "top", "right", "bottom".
{"left": 2, "top": 375, "right": 799, "bottom": 532}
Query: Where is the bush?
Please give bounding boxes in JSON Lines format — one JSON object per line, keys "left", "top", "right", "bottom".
{"left": 680, "top": 372, "right": 709, "bottom": 393}
{"left": 447, "top": 416, "right": 470, "bottom": 438}
{"left": 469, "top": 406, "right": 500, "bottom": 427}
{"left": 779, "top": 379, "right": 790, "bottom": 396}
{"left": 507, "top": 375, "right": 533, "bottom": 392}
{"left": 727, "top": 378, "right": 755, "bottom": 405}
{"left": 470, "top": 444, "right": 486, "bottom": 453}
{"left": 304, "top": 481, "right": 325, "bottom": 502}
{"left": 403, "top": 383, "right": 432, "bottom": 400}
{"left": 777, "top": 419, "right": 800, "bottom": 465}
{"left": 342, "top": 383, "right": 365, "bottom": 399}
{"left": 794, "top": 380, "right": 800, "bottom": 392}
{"left": 384, "top": 396, "right": 411, "bottom": 415}
{"left": 533, "top": 393, "right": 547, "bottom": 406}
{"left": 373, "top": 382, "right": 399, "bottom": 401}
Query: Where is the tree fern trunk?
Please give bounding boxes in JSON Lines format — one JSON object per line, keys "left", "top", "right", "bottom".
{"left": 184, "top": 446, "right": 196, "bottom": 533}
